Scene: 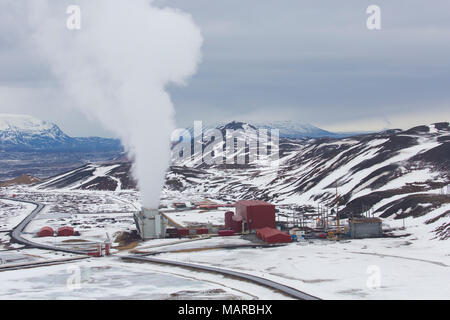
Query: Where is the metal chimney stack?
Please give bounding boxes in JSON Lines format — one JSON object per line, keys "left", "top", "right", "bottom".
{"left": 134, "top": 208, "right": 168, "bottom": 240}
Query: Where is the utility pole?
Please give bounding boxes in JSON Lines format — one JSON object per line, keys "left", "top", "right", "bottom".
{"left": 336, "top": 182, "right": 340, "bottom": 235}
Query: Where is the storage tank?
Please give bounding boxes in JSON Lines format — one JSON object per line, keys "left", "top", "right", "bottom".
{"left": 57, "top": 226, "right": 74, "bottom": 237}
{"left": 38, "top": 226, "right": 54, "bottom": 237}
{"left": 224, "top": 211, "right": 234, "bottom": 229}
{"left": 231, "top": 215, "right": 243, "bottom": 233}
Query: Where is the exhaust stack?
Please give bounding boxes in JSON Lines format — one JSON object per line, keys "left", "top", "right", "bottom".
{"left": 134, "top": 208, "right": 168, "bottom": 240}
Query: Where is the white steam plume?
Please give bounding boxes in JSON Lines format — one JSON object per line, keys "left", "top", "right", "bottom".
{"left": 28, "top": 0, "right": 202, "bottom": 208}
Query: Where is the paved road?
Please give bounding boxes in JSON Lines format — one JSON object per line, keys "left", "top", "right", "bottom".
{"left": 1, "top": 197, "right": 87, "bottom": 255}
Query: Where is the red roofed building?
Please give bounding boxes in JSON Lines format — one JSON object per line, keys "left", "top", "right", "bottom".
{"left": 235, "top": 200, "right": 276, "bottom": 231}
{"left": 256, "top": 227, "right": 291, "bottom": 244}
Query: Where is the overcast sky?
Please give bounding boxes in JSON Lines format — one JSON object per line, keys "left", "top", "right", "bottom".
{"left": 1, "top": 0, "right": 450, "bottom": 137}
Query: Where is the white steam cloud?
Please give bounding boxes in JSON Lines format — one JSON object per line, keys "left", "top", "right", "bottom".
{"left": 28, "top": 0, "right": 203, "bottom": 208}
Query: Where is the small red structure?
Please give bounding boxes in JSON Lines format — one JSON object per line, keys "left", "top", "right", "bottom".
{"left": 177, "top": 228, "right": 190, "bottom": 237}
{"left": 235, "top": 200, "right": 276, "bottom": 231}
{"left": 104, "top": 242, "right": 111, "bottom": 256}
{"left": 231, "top": 215, "right": 243, "bottom": 234}
{"left": 57, "top": 226, "right": 74, "bottom": 237}
{"left": 224, "top": 211, "right": 234, "bottom": 229}
{"left": 173, "top": 202, "right": 187, "bottom": 209}
{"left": 256, "top": 227, "right": 291, "bottom": 244}
{"left": 88, "top": 251, "right": 101, "bottom": 257}
{"left": 88, "top": 243, "right": 103, "bottom": 257}
{"left": 38, "top": 226, "right": 54, "bottom": 237}
{"left": 166, "top": 228, "right": 178, "bottom": 238}
{"left": 222, "top": 204, "right": 235, "bottom": 207}
{"left": 196, "top": 228, "right": 209, "bottom": 235}
{"left": 199, "top": 204, "right": 220, "bottom": 210}
{"left": 218, "top": 230, "right": 235, "bottom": 236}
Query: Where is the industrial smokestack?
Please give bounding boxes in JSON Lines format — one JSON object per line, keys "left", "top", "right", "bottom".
{"left": 27, "top": 0, "right": 203, "bottom": 208}
{"left": 134, "top": 208, "right": 168, "bottom": 239}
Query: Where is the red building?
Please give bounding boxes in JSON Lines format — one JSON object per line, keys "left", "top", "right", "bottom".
{"left": 256, "top": 227, "right": 291, "bottom": 244}
{"left": 235, "top": 200, "right": 276, "bottom": 231}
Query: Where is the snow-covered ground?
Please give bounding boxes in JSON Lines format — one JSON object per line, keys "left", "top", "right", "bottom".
{"left": 0, "top": 198, "right": 36, "bottom": 231}
{"left": 0, "top": 257, "right": 270, "bottom": 300}
{"left": 154, "top": 237, "right": 449, "bottom": 299}
{"left": 0, "top": 184, "right": 448, "bottom": 299}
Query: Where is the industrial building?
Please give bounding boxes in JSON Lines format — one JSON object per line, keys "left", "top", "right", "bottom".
{"left": 348, "top": 217, "right": 382, "bottom": 239}
{"left": 256, "top": 227, "right": 292, "bottom": 243}
{"left": 222, "top": 200, "right": 292, "bottom": 244}
{"left": 134, "top": 208, "right": 168, "bottom": 240}
{"left": 235, "top": 200, "right": 276, "bottom": 231}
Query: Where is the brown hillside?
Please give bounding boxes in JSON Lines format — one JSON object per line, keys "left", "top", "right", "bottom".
{"left": 0, "top": 174, "right": 41, "bottom": 187}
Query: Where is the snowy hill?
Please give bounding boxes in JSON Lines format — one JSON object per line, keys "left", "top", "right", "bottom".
{"left": 37, "top": 162, "right": 135, "bottom": 191}
{"left": 0, "top": 114, "right": 122, "bottom": 152}
{"left": 35, "top": 122, "right": 450, "bottom": 239}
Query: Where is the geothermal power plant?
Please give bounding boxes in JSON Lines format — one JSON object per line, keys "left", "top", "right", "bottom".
{"left": 132, "top": 199, "right": 383, "bottom": 243}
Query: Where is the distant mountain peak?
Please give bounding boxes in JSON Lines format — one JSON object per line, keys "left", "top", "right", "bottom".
{"left": 0, "top": 114, "right": 122, "bottom": 152}
{"left": 0, "top": 113, "right": 56, "bottom": 132}
{"left": 185, "top": 119, "right": 340, "bottom": 139}
{"left": 217, "top": 121, "right": 257, "bottom": 131}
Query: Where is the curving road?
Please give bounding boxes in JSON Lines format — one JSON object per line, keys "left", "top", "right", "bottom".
{"left": 2, "top": 197, "right": 87, "bottom": 255}
{"left": 121, "top": 254, "right": 320, "bottom": 300}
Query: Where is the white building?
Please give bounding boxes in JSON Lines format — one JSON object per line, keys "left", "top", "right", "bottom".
{"left": 134, "top": 208, "right": 168, "bottom": 240}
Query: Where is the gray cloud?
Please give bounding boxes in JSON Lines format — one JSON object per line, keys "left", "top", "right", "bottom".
{"left": 1, "top": 0, "right": 450, "bottom": 136}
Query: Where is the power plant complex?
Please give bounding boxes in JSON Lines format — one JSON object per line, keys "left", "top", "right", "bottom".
{"left": 133, "top": 199, "right": 383, "bottom": 242}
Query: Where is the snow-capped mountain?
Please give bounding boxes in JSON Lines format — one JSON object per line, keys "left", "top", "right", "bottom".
{"left": 0, "top": 114, "right": 122, "bottom": 151}
{"left": 0, "top": 114, "right": 72, "bottom": 148}
{"left": 249, "top": 120, "right": 341, "bottom": 138}
{"left": 184, "top": 120, "right": 342, "bottom": 139}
